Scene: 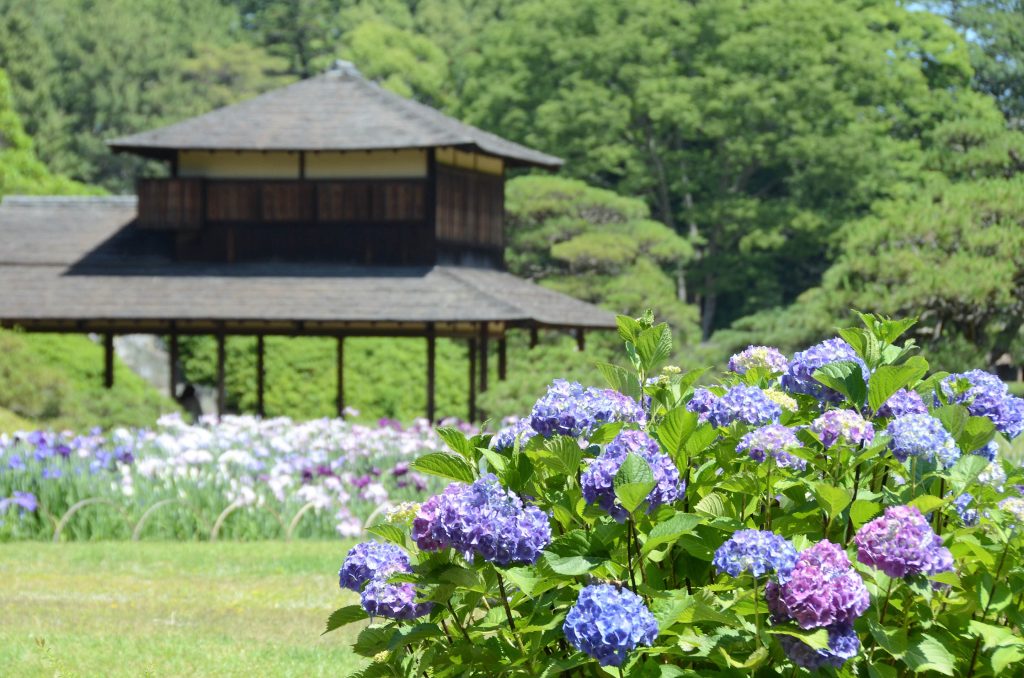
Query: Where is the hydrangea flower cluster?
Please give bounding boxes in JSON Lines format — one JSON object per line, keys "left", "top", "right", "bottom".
{"left": 979, "top": 460, "right": 1007, "bottom": 491}
{"left": 764, "top": 388, "right": 799, "bottom": 412}
{"left": 941, "top": 370, "right": 1024, "bottom": 439}
{"left": 781, "top": 338, "right": 869, "bottom": 403}
{"left": 360, "top": 579, "right": 434, "bottom": 620}
{"left": 411, "top": 474, "right": 551, "bottom": 566}
{"left": 999, "top": 496, "right": 1024, "bottom": 525}
{"left": 706, "top": 385, "right": 782, "bottom": 428}
{"left": 811, "top": 409, "right": 874, "bottom": 448}
{"left": 492, "top": 417, "right": 536, "bottom": 452}
{"left": 685, "top": 387, "right": 717, "bottom": 423}
{"left": 581, "top": 430, "right": 683, "bottom": 522}
{"left": 973, "top": 440, "right": 999, "bottom": 462}
{"left": 885, "top": 414, "right": 960, "bottom": 468}
{"left": 952, "top": 493, "right": 979, "bottom": 527}
{"left": 877, "top": 388, "right": 928, "bottom": 418}
{"left": 855, "top": 505, "right": 953, "bottom": 578}
{"left": 736, "top": 424, "right": 807, "bottom": 470}
{"left": 713, "top": 530, "right": 797, "bottom": 578}
{"left": 563, "top": 584, "right": 658, "bottom": 667}
{"left": 529, "top": 379, "right": 645, "bottom": 439}
{"left": 338, "top": 541, "right": 411, "bottom": 591}
{"left": 765, "top": 541, "right": 870, "bottom": 630}
{"left": 778, "top": 624, "right": 860, "bottom": 671}
{"left": 728, "top": 345, "right": 788, "bottom": 375}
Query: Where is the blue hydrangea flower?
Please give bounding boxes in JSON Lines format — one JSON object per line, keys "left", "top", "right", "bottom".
{"left": 563, "top": 584, "right": 658, "bottom": 667}
{"left": 411, "top": 475, "right": 551, "bottom": 566}
{"left": 728, "top": 346, "right": 788, "bottom": 375}
{"left": 492, "top": 417, "right": 536, "bottom": 452}
{"left": 811, "top": 410, "right": 874, "bottom": 448}
{"left": 979, "top": 460, "right": 1007, "bottom": 491}
{"left": 952, "top": 493, "right": 978, "bottom": 527}
{"left": 940, "top": 371, "right": 1024, "bottom": 439}
{"left": 338, "top": 541, "right": 411, "bottom": 591}
{"left": 581, "top": 430, "right": 683, "bottom": 522}
{"left": 885, "top": 414, "right": 960, "bottom": 468}
{"left": 999, "top": 496, "right": 1024, "bottom": 525}
{"left": 360, "top": 580, "right": 433, "bottom": 620}
{"left": 877, "top": 388, "right": 928, "bottom": 418}
{"left": 713, "top": 530, "right": 797, "bottom": 578}
{"left": 781, "top": 338, "right": 869, "bottom": 403}
{"left": 736, "top": 424, "right": 807, "bottom": 470}
{"left": 972, "top": 440, "right": 999, "bottom": 462}
{"left": 686, "top": 388, "right": 717, "bottom": 423}
{"left": 529, "top": 380, "right": 645, "bottom": 439}
{"left": 778, "top": 624, "right": 860, "bottom": 670}
{"left": 707, "top": 385, "right": 781, "bottom": 428}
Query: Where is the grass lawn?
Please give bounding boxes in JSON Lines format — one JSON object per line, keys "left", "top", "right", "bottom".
{"left": 0, "top": 541, "right": 366, "bottom": 677}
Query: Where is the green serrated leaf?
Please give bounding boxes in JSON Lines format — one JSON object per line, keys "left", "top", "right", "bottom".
{"left": 543, "top": 552, "right": 604, "bottom": 575}
{"left": 410, "top": 452, "right": 475, "bottom": 484}
{"left": 811, "top": 483, "right": 852, "bottom": 518}
{"left": 933, "top": 404, "right": 969, "bottom": 441}
{"left": 616, "top": 314, "right": 644, "bottom": 344}
{"left": 365, "top": 523, "right": 406, "bottom": 548}
{"left": 323, "top": 605, "right": 369, "bottom": 635}
{"left": 850, "top": 499, "right": 881, "bottom": 528}
{"left": 693, "top": 492, "right": 727, "bottom": 518}
{"left": 595, "top": 362, "right": 643, "bottom": 400}
{"left": 903, "top": 634, "right": 955, "bottom": 675}
{"left": 969, "top": 620, "right": 1024, "bottom": 651}
{"left": 868, "top": 618, "right": 908, "bottom": 659}
{"left": 950, "top": 454, "right": 990, "bottom": 493}
{"left": 684, "top": 425, "right": 718, "bottom": 456}
{"left": 642, "top": 512, "right": 704, "bottom": 555}
{"left": 767, "top": 627, "right": 830, "bottom": 651}
{"left": 636, "top": 323, "right": 673, "bottom": 372}
{"left": 657, "top": 407, "right": 697, "bottom": 459}
{"left": 958, "top": 416, "right": 996, "bottom": 454}
{"left": 353, "top": 625, "right": 395, "bottom": 657}
{"left": 868, "top": 357, "right": 929, "bottom": 412}
{"left": 812, "top": 360, "right": 867, "bottom": 404}
{"left": 544, "top": 436, "right": 585, "bottom": 475}
{"left": 614, "top": 452, "right": 656, "bottom": 514}
{"left": 436, "top": 426, "right": 474, "bottom": 460}
{"left": 908, "top": 495, "right": 946, "bottom": 515}
{"left": 992, "top": 645, "right": 1024, "bottom": 672}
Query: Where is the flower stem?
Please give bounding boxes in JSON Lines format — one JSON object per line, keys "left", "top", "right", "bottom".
{"left": 496, "top": 570, "right": 527, "bottom": 654}
{"left": 879, "top": 577, "right": 895, "bottom": 624}
{"left": 753, "top": 574, "right": 763, "bottom": 648}
{"left": 446, "top": 601, "right": 471, "bottom": 642}
{"left": 624, "top": 518, "right": 639, "bottom": 593}
{"left": 764, "top": 465, "right": 773, "bottom": 531}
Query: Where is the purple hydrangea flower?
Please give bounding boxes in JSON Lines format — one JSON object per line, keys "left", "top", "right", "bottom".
{"left": 811, "top": 410, "right": 874, "bottom": 448}
{"left": 941, "top": 371, "right": 1024, "bottom": 439}
{"left": 736, "top": 424, "right": 807, "bottom": 470}
{"left": 729, "top": 346, "right": 788, "bottom": 375}
{"left": 778, "top": 624, "right": 860, "bottom": 670}
{"left": 952, "top": 493, "right": 978, "bottom": 527}
{"left": 877, "top": 388, "right": 928, "bottom": 418}
{"left": 855, "top": 505, "right": 953, "bottom": 578}
{"left": 411, "top": 475, "right": 551, "bottom": 566}
{"left": 707, "top": 385, "right": 782, "bottom": 428}
{"left": 492, "top": 417, "right": 536, "bottom": 452}
{"left": 529, "top": 380, "right": 645, "bottom": 439}
{"left": 885, "top": 414, "right": 960, "bottom": 468}
{"left": 581, "top": 430, "right": 683, "bottom": 522}
{"left": 765, "top": 541, "right": 869, "bottom": 630}
{"left": 686, "top": 388, "right": 718, "bottom": 423}
{"left": 713, "top": 530, "right": 797, "bottom": 578}
{"left": 360, "top": 579, "right": 433, "bottom": 620}
{"left": 781, "top": 338, "right": 869, "bottom": 403}
{"left": 338, "top": 541, "right": 411, "bottom": 591}
{"left": 563, "top": 584, "right": 658, "bottom": 667}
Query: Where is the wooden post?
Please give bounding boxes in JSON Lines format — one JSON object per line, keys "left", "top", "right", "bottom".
{"left": 168, "top": 332, "right": 179, "bottom": 399}
{"left": 216, "top": 333, "right": 226, "bottom": 418}
{"left": 467, "top": 337, "right": 477, "bottom": 422}
{"left": 103, "top": 333, "right": 114, "bottom": 389}
{"left": 478, "top": 324, "right": 489, "bottom": 393}
{"left": 576, "top": 327, "right": 586, "bottom": 351}
{"left": 256, "top": 335, "right": 265, "bottom": 418}
{"left": 529, "top": 326, "right": 539, "bottom": 349}
{"left": 426, "top": 323, "right": 436, "bottom": 422}
{"left": 336, "top": 336, "right": 346, "bottom": 418}
{"left": 497, "top": 336, "right": 507, "bottom": 381}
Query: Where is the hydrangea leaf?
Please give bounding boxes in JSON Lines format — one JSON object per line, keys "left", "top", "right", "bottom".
{"left": 635, "top": 323, "right": 673, "bottom": 372}
{"left": 656, "top": 406, "right": 698, "bottom": 459}
{"left": 968, "top": 620, "right": 1024, "bottom": 651}
{"left": 718, "top": 645, "right": 769, "bottom": 669}
{"left": 766, "top": 627, "right": 830, "bottom": 651}
{"left": 595, "top": 361, "right": 643, "bottom": 400}
{"left": 949, "top": 454, "right": 990, "bottom": 494}
{"left": 542, "top": 552, "right": 605, "bottom": 576}
{"left": 812, "top": 360, "right": 868, "bottom": 405}
{"left": 810, "top": 482, "right": 852, "bottom": 518}
{"left": 933, "top": 404, "right": 969, "bottom": 441}
{"left": 322, "top": 605, "right": 369, "bottom": 635}
{"left": 616, "top": 314, "right": 644, "bottom": 344}
{"left": 684, "top": 425, "right": 718, "bottom": 456}
{"left": 410, "top": 452, "right": 476, "bottom": 484}
{"left": 641, "top": 512, "right": 704, "bottom": 556}
{"left": 543, "top": 436, "right": 585, "bottom": 476}
{"left": 850, "top": 499, "right": 882, "bottom": 528}
{"left": 387, "top": 623, "right": 445, "bottom": 650}
{"left": 902, "top": 633, "right": 955, "bottom": 675}
{"left": 366, "top": 524, "right": 407, "bottom": 549}
{"left": 693, "top": 492, "right": 728, "bottom": 518}
{"left": 992, "top": 645, "right": 1024, "bottom": 673}
{"left": 868, "top": 357, "right": 929, "bottom": 412}
{"left": 353, "top": 625, "right": 397, "bottom": 657}
{"left": 908, "top": 495, "right": 946, "bottom": 516}
{"left": 957, "top": 416, "right": 996, "bottom": 454}
{"left": 436, "top": 427, "right": 474, "bottom": 461}
{"left": 868, "top": 618, "right": 908, "bottom": 659}
{"left": 613, "top": 452, "right": 656, "bottom": 514}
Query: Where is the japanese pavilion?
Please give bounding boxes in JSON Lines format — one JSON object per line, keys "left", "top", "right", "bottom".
{"left": 0, "top": 62, "right": 615, "bottom": 420}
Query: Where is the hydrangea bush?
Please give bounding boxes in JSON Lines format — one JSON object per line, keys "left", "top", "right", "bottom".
{"left": 325, "top": 312, "right": 1024, "bottom": 677}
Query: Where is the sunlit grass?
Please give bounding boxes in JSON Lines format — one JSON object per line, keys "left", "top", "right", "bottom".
{"left": 0, "top": 541, "right": 366, "bottom": 677}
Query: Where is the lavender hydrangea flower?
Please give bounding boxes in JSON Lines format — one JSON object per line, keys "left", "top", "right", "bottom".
{"left": 338, "top": 541, "right": 412, "bottom": 591}
{"left": 781, "top": 338, "right": 869, "bottom": 403}
{"left": 941, "top": 370, "right": 1024, "bottom": 439}
{"left": 979, "top": 460, "right": 1007, "bottom": 491}
{"left": 492, "top": 417, "right": 536, "bottom": 452}
{"left": 885, "top": 414, "right": 960, "bottom": 468}
{"left": 877, "top": 388, "right": 928, "bottom": 418}
{"left": 855, "top": 505, "right": 953, "bottom": 578}
{"left": 729, "top": 346, "right": 788, "bottom": 375}
{"left": 999, "top": 497, "right": 1024, "bottom": 524}
{"left": 707, "top": 385, "right": 782, "bottom": 428}
{"left": 563, "top": 584, "right": 658, "bottom": 667}
{"left": 411, "top": 475, "right": 551, "bottom": 566}
{"left": 360, "top": 579, "right": 433, "bottom": 620}
{"left": 581, "top": 430, "right": 683, "bottom": 522}
{"left": 529, "top": 380, "right": 645, "bottom": 439}
{"left": 779, "top": 624, "right": 860, "bottom": 670}
{"left": 713, "top": 530, "right": 797, "bottom": 578}
{"left": 736, "top": 424, "right": 807, "bottom": 470}
{"left": 811, "top": 410, "right": 874, "bottom": 448}
{"left": 952, "top": 493, "right": 979, "bottom": 527}
{"left": 765, "top": 541, "right": 869, "bottom": 630}
{"left": 686, "top": 388, "right": 718, "bottom": 423}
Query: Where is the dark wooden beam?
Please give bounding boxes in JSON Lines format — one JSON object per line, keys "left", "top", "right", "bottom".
{"left": 256, "top": 335, "right": 265, "bottom": 418}
{"left": 576, "top": 327, "right": 586, "bottom": 351}
{"left": 478, "top": 324, "right": 489, "bottom": 393}
{"left": 529, "top": 326, "right": 539, "bottom": 349}
{"left": 498, "top": 336, "right": 507, "bottom": 381}
{"left": 168, "top": 333, "right": 179, "bottom": 399}
{"left": 426, "top": 148, "right": 438, "bottom": 265}
{"left": 336, "top": 335, "right": 345, "bottom": 417}
{"left": 426, "top": 323, "right": 436, "bottom": 422}
{"left": 216, "top": 333, "right": 226, "bottom": 418}
{"left": 103, "top": 333, "right": 114, "bottom": 389}
{"left": 467, "top": 337, "right": 477, "bottom": 422}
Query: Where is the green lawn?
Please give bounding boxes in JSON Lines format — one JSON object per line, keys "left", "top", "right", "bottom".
{"left": 0, "top": 541, "right": 366, "bottom": 677}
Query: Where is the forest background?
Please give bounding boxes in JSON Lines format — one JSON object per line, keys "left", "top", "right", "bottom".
{"left": 1, "top": 0, "right": 1022, "bottom": 426}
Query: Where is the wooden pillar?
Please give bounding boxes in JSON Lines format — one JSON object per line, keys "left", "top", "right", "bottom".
{"left": 256, "top": 335, "right": 265, "bottom": 418}
{"left": 215, "top": 333, "right": 226, "bottom": 418}
{"left": 103, "top": 333, "right": 114, "bottom": 389}
{"left": 168, "top": 332, "right": 179, "bottom": 399}
{"left": 336, "top": 336, "right": 346, "bottom": 418}
{"left": 478, "top": 324, "right": 489, "bottom": 393}
{"left": 426, "top": 324, "right": 436, "bottom": 422}
{"left": 467, "top": 337, "right": 477, "bottom": 422}
{"left": 497, "top": 336, "right": 507, "bottom": 381}
{"left": 576, "top": 327, "right": 586, "bottom": 351}
{"left": 529, "top": 326, "right": 539, "bottom": 349}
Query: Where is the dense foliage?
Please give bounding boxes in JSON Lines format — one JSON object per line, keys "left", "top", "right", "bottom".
{"left": 326, "top": 313, "right": 1024, "bottom": 676}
